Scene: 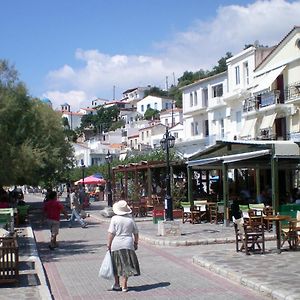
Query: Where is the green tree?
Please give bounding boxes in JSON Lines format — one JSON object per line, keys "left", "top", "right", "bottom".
{"left": 144, "top": 107, "right": 160, "bottom": 120}
{"left": 0, "top": 59, "right": 74, "bottom": 187}
{"left": 80, "top": 105, "right": 121, "bottom": 134}
{"left": 144, "top": 87, "right": 168, "bottom": 98}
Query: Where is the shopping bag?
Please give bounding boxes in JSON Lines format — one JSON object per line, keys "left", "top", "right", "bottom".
{"left": 98, "top": 251, "right": 114, "bottom": 279}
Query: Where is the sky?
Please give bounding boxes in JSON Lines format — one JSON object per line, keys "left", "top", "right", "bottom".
{"left": 1, "top": 0, "right": 300, "bottom": 111}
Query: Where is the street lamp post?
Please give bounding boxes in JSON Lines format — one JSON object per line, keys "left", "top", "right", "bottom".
{"left": 105, "top": 151, "right": 113, "bottom": 207}
{"left": 80, "top": 159, "right": 85, "bottom": 188}
{"left": 160, "top": 127, "right": 175, "bottom": 221}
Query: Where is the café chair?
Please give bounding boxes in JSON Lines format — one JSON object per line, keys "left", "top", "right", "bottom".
{"left": 263, "top": 206, "right": 273, "bottom": 231}
{"left": 182, "top": 203, "right": 192, "bottom": 224}
{"left": 234, "top": 216, "right": 265, "bottom": 255}
{"left": 281, "top": 211, "right": 300, "bottom": 250}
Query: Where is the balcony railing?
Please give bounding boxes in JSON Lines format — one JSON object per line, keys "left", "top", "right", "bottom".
{"left": 243, "top": 90, "right": 281, "bottom": 113}
{"left": 284, "top": 82, "right": 300, "bottom": 102}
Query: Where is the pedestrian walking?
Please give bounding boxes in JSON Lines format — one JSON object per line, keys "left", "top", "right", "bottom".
{"left": 107, "top": 200, "right": 140, "bottom": 292}
{"left": 69, "top": 188, "right": 87, "bottom": 228}
{"left": 43, "top": 190, "right": 68, "bottom": 250}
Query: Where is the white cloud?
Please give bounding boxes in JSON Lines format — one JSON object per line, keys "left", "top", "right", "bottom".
{"left": 42, "top": 90, "right": 94, "bottom": 111}
{"left": 44, "top": 0, "right": 300, "bottom": 111}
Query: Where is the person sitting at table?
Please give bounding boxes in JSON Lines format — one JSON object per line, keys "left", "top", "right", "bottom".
{"left": 0, "top": 193, "right": 10, "bottom": 208}
{"left": 231, "top": 198, "right": 242, "bottom": 221}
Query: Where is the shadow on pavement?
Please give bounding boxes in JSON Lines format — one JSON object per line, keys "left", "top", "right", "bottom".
{"left": 130, "top": 281, "right": 170, "bottom": 292}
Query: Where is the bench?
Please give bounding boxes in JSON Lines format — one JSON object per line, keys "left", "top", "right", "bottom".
{"left": 0, "top": 236, "right": 19, "bottom": 284}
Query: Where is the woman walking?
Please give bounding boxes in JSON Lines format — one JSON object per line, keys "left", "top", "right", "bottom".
{"left": 107, "top": 200, "right": 140, "bottom": 292}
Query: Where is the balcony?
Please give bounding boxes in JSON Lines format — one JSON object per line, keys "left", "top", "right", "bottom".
{"left": 207, "top": 97, "right": 225, "bottom": 110}
{"left": 284, "top": 82, "right": 300, "bottom": 103}
{"left": 243, "top": 90, "right": 282, "bottom": 113}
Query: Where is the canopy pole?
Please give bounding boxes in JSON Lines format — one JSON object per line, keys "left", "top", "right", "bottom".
{"left": 222, "top": 163, "right": 229, "bottom": 226}
{"left": 271, "top": 146, "right": 279, "bottom": 213}
{"left": 187, "top": 166, "right": 193, "bottom": 205}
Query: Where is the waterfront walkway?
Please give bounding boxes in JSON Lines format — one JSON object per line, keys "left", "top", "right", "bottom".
{"left": 1, "top": 194, "right": 299, "bottom": 299}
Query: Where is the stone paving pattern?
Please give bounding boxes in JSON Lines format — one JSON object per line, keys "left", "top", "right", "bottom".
{"left": 0, "top": 194, "right": 299, "bottom": 300}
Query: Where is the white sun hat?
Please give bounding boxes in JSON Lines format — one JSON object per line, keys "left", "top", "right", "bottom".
{"left": 112, "top": 200, "right": 132, "bottom": 215}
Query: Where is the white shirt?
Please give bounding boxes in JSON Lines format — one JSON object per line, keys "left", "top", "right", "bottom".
{"left": 108, "top": 215, "right": 138, "bottom": 251}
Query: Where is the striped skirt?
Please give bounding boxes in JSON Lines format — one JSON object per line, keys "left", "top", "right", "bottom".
{"left": 111, "top": 249, "right": 140, "bottom": 277}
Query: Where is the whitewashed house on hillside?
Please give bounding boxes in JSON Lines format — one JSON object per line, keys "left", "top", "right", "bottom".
{"left": 136, "top": 95, "right": 174, "bottom": 117}
{"left": 160, "top": 107, "right": 183, "bottom": 127}
{"left": 122, "top": 87, "right": 150, "bottom": 106}
{"left": 139, "top": 123, "right": 166, "bottom": 150}
{"left": 60, "top": 103, "right": 84, "bottom": 130}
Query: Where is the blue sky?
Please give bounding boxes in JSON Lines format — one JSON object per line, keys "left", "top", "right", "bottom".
{"left": 1, "top": 0, "right": 299, "bottom": 110}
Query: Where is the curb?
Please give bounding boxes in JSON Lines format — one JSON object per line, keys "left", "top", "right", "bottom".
{"left": 26, "top": 224, "right": 53, "bottom": 300}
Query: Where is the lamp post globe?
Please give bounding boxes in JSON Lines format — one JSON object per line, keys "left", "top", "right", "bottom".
{"left": 160, "top": 127, "right": 175, "bottom": 221}
{"left": 105, "top": 151, "right": 113, "bottom": 207}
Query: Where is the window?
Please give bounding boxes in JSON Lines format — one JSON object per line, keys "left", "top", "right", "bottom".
{"left": 220, "top": 119, "right": 224, "bottom": 138}
{"left": 202, "top": 88, "right": 208, "bottom": 107}
{"left": 190, "top": 93, "right": 193, "bottom": 107}
{"left": 191, "top": 123, "right": 194, "bottom": 136}
{"left": 141, "top": 132, "right": 144, "bottom": 140}
{"left": 235, "top": 66, "right": 240, "bottom": 85}
{"left": 243, "top": 61, "right": 249, "bottom": 85}
{"left": 154, "top": 102, "right": 158, "bottom": 109}
{"left": 147, "top": 103, "right": 151, "bottom": 109}
{"left": 165, "top": 119, "right": 168, "bottom": 126}
{"left": 146, "top": 131, "right": 149, "bottom": 137}
{"left": 195, "top": 122, "right": 199, "bottom": 135}
{"left": 165, "top": 103, "right": 169, "bottom": 110}
{"left": 194, "top": 91, "right": 198, "bottom": 106}
{"left": 236, "top": 111, "right": 242, "bottom": 131}
{"left": 212, "top": 84, "right": 223, "bottom": 97}
{"left": 204, "top": 120, "right": 209, "bottom": 136}
{"left": 141, "top": 105, "right": 144, "bottom": 112}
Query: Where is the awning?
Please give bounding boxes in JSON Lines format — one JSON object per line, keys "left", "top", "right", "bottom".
{"left": 187, "top": 149, "right": 271, "bottom": 167}
{"left": 252, "top": 65, "right": 286, "bottom": 94}
{"left": 240, "top": 118, "right": 257, "bottom": 137}
{"left": 260, "top": 113, "right": 277, "bottom": 130}
{"left": 222, "top": 149, "right": 271, "bottom": 164}
{"left": 188, "top": 156, "right": 222, "bottom": 167}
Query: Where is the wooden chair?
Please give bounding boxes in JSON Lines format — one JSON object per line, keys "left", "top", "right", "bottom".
{"left": 182, "top": 205, "right": 192, "bottom": 224}
{"left": 234, "top": 216, "right": 265, "bottom": 255}
{"left": 263, "top": 206, "right": 273, "bottom": 231}
{"left": 209, "top": 203, "right": 218, "bottom": 224}
{"left": 281, "top": 220, "right": 299, "bottom": 250}
{"left": 281, "top": 211, "right": 300, "bottom": 250}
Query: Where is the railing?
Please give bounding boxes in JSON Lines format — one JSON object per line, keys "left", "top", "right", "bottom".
{"left": 284, "top": 82, "right": 300, "bottom": 102}
{"left": 244, "top": 82, "right": 300, "bottom": 113}
{"left": 243, "top": 90, "right": 282, "bottom": 112}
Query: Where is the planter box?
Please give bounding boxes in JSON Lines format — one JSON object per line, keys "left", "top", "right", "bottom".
{"left": 173, "top": 209, "right": 183, "bottom": 219}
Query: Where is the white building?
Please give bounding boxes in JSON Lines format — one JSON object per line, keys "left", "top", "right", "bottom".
{"left": 122, "top": 87, "right": 150, "bottom": 106}
{"left": 60, "top": 103, "right": 84, "bottom": 130}
{"left": 242, "top": 26, "right": 300, "bottom": 141}
{"left": 136, "top": 95, "right": 174, "bottom": 116}
{"left": 160, "top": 107, "right": 183, "bottom": 127}
{"left": 178, "top": 72, "right": 228, "bottom": 157}
{"left": 225, "top": 45, "right": 274, "bottom": 139}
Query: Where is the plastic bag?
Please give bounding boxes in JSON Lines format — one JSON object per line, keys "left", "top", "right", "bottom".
{"left": 98, "top": 251, "right": 114, "bottom": 279}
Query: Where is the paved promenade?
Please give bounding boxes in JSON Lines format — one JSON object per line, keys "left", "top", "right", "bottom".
{"left": 1, "top": 194, "right": 299, "bottom": 300}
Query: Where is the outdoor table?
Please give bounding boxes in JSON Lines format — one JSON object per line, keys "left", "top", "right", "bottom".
{"left": 264, "top": 215, "right": 291, "bottom": 253}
